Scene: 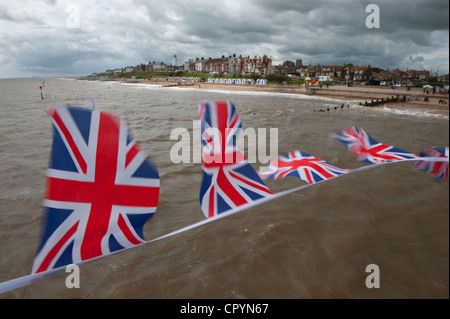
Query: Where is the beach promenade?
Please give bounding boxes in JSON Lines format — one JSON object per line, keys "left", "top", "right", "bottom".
{"left": 83, "top": 77, "right": 450, "bottom": 115}
{"left": 186, "top": 81, "right": 449, "bottom": 113}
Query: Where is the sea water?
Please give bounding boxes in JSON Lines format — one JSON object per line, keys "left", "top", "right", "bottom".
{"left": 0, "top": 78, "right": 448, "bottom": 298}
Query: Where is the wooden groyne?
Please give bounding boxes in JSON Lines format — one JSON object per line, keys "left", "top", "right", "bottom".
{"left": 360, "top": 96, "right": 399, "bottom": 107}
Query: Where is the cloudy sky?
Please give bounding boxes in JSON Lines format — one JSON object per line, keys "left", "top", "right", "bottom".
{"left": 0, "top": 0, "right": 448, "bottom": 78}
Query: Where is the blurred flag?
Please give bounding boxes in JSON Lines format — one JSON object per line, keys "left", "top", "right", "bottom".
{"left": 413, "top": 147, "right": 449, "bottom": 181}
{"left": 32, "top": 106, "right": 160, "bottom": 274}
{"left": 198, "top": 101, "right": 273, "bottom": 218}
{"left": 260, "top": 150, "right": 350, "bottom": 184}
{"left": 333, "top": 126, "right": 419, "bottom": 164}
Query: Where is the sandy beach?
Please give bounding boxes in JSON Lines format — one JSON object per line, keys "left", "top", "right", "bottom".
{"left": 109, "top": 77, "right": 450, "bottom": 116}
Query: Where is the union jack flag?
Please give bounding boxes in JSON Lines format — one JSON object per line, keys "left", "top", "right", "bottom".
{"left": 32, "top": 106, "right": 160, "bottom": 274}
{"left": 413, "top": 147, "right": 449, "bottom": 181}
{"left": 333, "top": 126, "right": 419, "bottom": 164}
{"left": 259, "top": 150, "right": 350, "bottom": 184}
{"left": 198, "top": 101, "right": 273, "bottom": 218}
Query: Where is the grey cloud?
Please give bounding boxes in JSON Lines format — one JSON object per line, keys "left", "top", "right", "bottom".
{"left": 0, "top": 5, "right": 45, "bottom": 24}
{"left": 0, "top": 0, "right": 448, "bottom": 77}
{"left": 377, "top": 0, "right": 448, "bottom": 31}
{"left": 0, "top": 5, "right": 16, "bottom": 21}
{"left": 43, "top": 0, "right": 57, "bottom": 5}
{"left": 250, "top": 0, "right": 352, "bottom": 14}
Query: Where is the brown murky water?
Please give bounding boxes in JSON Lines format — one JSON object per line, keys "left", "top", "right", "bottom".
{"left": 0, "top": 78, "right": 448, "bottom": 298}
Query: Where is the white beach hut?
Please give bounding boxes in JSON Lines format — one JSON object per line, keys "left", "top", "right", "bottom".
{"left": 257, "top": 79, "right": 267, "bottom": 85}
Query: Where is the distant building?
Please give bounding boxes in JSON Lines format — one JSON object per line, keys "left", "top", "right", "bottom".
{"left": 195, "top": 57, "right": 206, "bottom": 72}
{"left": 184, "top": 59, "right": 193, "bottom": 72}
{"left": 371, "top": 68, "right": 391, "bottom": 81}
{"left": 152, "top": 62, "right": 167, "bottom": 72}
{"left": 282, "top": 60, "right": 296, "bottom": 73}
{"left": 272, "top": 65, "right": 284, "bottom": 74}
{"left": 406, "top": 69, "right": 430, "bottom": 81}
{"left": 392, "top": 68, "right": 407, "bottom": 82}
{"left": 230, "top": 55, "right": 272, "bottom": 75}
{"left": 173, "top": 55, "right": 177, "bottom": 67}
{"left": 299, "top": 65, "right": 321, "bottom": 77}
{"left": 134, "top": 63, "right": 152, "bottom": 72}
{"left": 352, "top": 65, "right": 372, "bottom": 81}
{"left": 338, "top": 65, "right": 373, "bottom": 82}
{"left": 230, "top": 54, "right": 241, "bottom": 74}
{"left": 204, "top": 56, "right": 230, "bottom": 73}
{"left": 183, "top": 54, "right": 273, "bottom": 75}
{"left": 320, "top": 65, "right": 342, "bottom": 77}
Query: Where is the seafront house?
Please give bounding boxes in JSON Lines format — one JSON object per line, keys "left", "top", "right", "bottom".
{"left": 299, "top": 65, "right": 322, "bottom": 77}
{"left": 281, "top": 60, "right": 296, "bottom": 73}
{"left": 392, "top": 68, "right": 408, "bottom": 83}
{"left": 320, "top": 65, "right": 342, "bottom": 77}
{"left": 182, "top": 54, "right": 273, "bottom": 75}
{"left": 371, "top": 68, "right": 390, "bottom": 81}
{"left": 406, "top": 70, "right": 430, "bottom": 81}
{"left": 391, "top": 69, "right": 430, "bottom": 83}
{"left": 230, "top": 55, "right": 273, "bottom": 75}
{"left": 204, "top": 56, "right": 230, "bottom": 73}
{"left": 352, "top": 66, "right": 372, "bottom": 81}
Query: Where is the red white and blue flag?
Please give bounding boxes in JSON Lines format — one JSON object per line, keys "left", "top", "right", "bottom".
{"left": 260, "top": 150, "right": 350, "bottom": 184}
{"left": 32, "top": 106, "right": 160, "bottom": 274}
{"left": 333, "top": 126, "right": 419, "bottom": 164}
{"left": 413, "top": 147, "right": 449, "bottom": 181}
{"left": 198, "top": 101, "right": 273, "bottom": 218}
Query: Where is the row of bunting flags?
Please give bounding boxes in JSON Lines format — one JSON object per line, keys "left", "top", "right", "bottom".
{"left": 0, "top": 100, "right": 448, "bottom": 294}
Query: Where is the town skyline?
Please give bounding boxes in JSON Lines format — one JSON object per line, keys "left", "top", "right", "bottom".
{"left": 98, "top": 53, "right": 447, "bottom": 84}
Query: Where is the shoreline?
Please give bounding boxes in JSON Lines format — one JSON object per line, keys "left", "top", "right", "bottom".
{"left": 78, "top": 77, "right": 450, "bottom": 117}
